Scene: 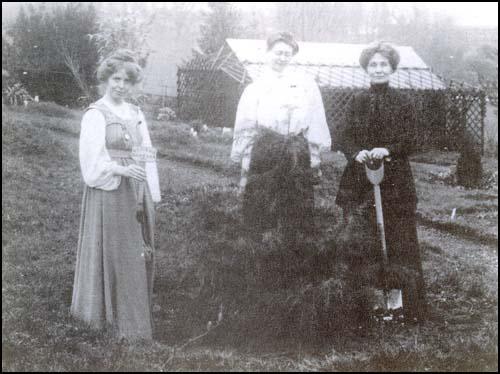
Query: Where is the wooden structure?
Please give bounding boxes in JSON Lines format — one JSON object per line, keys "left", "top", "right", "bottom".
{"left": 178, "top": 39, "right": 486, "bottom": 153}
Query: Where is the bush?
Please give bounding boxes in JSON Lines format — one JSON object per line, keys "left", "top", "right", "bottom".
{"left": 456, "top": 143, "right": 483, "bottom": 188}
{"left": 170, "top": 186, "right": 392, "bottom": 344}
{"left": 242, "top": 129, "right": 315, "bottom": 242}
{"left": 3, "top": 82, "right": 32, "bottom": 105}
{"left": 157, "top": 107, "right": 177, "bottom": 121}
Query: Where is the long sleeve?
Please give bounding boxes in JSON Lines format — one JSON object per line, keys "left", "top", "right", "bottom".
{"left": 79, "top": 109, "right": 121, "bottom": 190}
{"left": 137, "top": 110, "right": 161, "bottom": 203}
{"left": 385, "top": 97, "right": 417, "bottom": 157}
{"left": 336, "top": 95, "right": 364, "bottom": 160}
{"left": 304, "top": 80, "right": 331, "bottom": 167}
{"left": 306, "top": 80, "right": 331, "bottom": 150}
{"left": 231, "top": 83, "right": 259, "bottom": 166}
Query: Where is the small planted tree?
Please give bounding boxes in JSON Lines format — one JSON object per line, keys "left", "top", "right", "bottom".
{"left": 456, "top": 135, "right": 483, "bottom": 188}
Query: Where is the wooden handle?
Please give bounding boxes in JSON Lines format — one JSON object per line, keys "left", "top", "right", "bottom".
{"left": 365, "top": 162, "right": 384, "bottom": 186}
{"left": 374, "top": 185, "right": 389, "bottom": 266}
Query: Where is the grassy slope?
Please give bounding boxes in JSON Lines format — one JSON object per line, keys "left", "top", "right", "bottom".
{"left": 2, "top": 104, "right": 498, "bottom": 371}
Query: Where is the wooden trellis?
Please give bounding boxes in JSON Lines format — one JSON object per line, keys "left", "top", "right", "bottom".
{"left": 443, "top": 82, "right": 486, "bottom": 153}
{"left": 323, "top": 86, "right": 485, "bottom": 153}
{"left": 177, "top": 54, "right": 242, "bottom": 128}
{"left": 178, "top": 57, "right": 486, "bottom": 154}
{"left": 482, "top": 80, "right": 498, "bottom": 107}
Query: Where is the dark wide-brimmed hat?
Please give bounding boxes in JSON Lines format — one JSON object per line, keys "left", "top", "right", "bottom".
{"left": 266, "top": 32, "right": 299, "bottom": 55}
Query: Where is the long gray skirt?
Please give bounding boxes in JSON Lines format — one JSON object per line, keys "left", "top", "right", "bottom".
{"left": 71, "top": 173, "right": 155, "bottom": 340}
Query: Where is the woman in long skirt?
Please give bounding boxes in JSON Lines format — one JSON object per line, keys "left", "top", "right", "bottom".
{"left": 336, "top": 42, "right": 427, "bottom": 322}
{"left": 71, "top": 50, "right": 161, "bottom": 339}
{"left": 231, "top": 32, "right": 331, "bottom": 237}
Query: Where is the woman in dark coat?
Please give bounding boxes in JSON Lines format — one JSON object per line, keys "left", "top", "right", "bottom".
{"left": 336, "top": 42, "right": 426, "bottom": 322}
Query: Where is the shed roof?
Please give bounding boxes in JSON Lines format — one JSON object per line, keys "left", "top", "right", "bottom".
{"left": 222, "top": 39, "right": 445, "bottom": 90}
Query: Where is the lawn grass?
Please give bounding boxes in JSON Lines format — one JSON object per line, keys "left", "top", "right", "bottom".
{"left": 2, "top": 104, "right": 498, "bottom": 371}
{"left": 412, "top": 159, "right": 498, "bottom": 243}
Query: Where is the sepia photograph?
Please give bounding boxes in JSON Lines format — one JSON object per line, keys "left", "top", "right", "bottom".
{"left": 2, "top": 2, "right": 498, "bottom": 371}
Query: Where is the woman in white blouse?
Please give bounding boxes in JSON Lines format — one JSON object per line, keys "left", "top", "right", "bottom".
{"left": 71, "top": 50, "right": 160, "bottom": 340}
{"left": 231, "top": 32, "right": 332, "bottom": 190}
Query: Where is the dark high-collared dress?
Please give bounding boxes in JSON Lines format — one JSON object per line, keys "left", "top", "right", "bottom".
{"left": 336, "top": 82, "right": 426, "bottom": 321}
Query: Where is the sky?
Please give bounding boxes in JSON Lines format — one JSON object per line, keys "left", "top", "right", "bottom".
{"left": 409, "top": 2, "right": 498, "bottom": 27}
{"left": 233, "top": 2, "right": 499, "bottom": 28}
{"left": 2, "top": 2, "right": 499, "bottom": 28}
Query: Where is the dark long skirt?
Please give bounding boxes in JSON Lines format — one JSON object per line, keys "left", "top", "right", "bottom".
{"left": 342, "top": 199, "right": 427, "bottom": 322}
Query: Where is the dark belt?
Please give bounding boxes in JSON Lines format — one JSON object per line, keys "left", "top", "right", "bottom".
{"left": 108, "top": 148, "right": 147, "bottom": 225}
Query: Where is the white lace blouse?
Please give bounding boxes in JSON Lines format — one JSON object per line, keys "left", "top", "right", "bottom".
{"left": 231, "top": 68, "right": 332, "bottom": 172}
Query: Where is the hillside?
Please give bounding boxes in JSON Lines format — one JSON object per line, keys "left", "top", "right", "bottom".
{"left": 2, "top": 103, "right": 498, "bottom": 371}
